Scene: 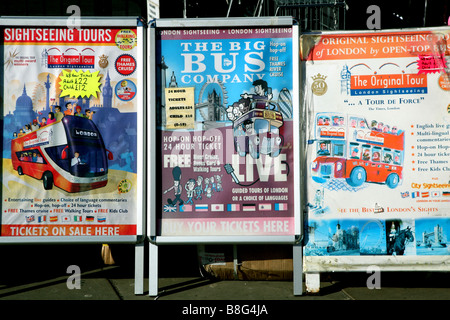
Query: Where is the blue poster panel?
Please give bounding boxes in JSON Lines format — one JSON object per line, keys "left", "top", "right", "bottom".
{"left": 155, "top": 22, "right": 299, "bottom": 239}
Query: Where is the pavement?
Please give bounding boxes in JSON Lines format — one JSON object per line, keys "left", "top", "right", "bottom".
{"left": 0, "top": 243, "right": 449, "bottom": 316}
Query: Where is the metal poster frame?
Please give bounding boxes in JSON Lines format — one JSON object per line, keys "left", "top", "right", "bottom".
{"left": 1, "top": 16, "right": 147, "bottom": 295}
{"left": 300, "top": 27, "right": 450, "bottom": 292}
{"left": 148, "top": 17, "right": 303, "bottom": 296}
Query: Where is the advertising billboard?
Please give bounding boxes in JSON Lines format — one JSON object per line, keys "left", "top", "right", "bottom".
{"left": 150, "top": 18, "right": 301, "bottom": 243}
{"left": 302, "top": 28, "right": 450, "bottom": 271}
{"left": 1, "top": 17, "right": 145, "bottom": 243}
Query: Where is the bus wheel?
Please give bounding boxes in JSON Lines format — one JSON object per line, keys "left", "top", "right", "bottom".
{"left": 17, "top": 166, "right": 23, "bottom": 175}
{"left": 43, "top": 172, "right": 54, "bottom": 190}
{"left": 346, "top": 167, "right": 366, "bottom": 187}
{"left": 386, "top": 173, "right": 399, "bottom": 189}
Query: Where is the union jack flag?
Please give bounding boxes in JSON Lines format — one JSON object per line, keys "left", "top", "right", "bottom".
{"left": 164, "top": 205, "right": 177, "bottom": 213}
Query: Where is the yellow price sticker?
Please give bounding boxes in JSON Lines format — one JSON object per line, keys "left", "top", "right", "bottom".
{"left": 59, "top": 70, "right": 101, "bottom": 98}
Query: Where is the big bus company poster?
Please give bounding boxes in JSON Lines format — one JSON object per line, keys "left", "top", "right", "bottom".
{"left": 302, "top": 28, "right": 450, "bottom": 265}
{"left": 155, "top": 24, "right": 299, "bottom": 238}
{"left": 1, "top": 25, "right": 142, "bottom": 240}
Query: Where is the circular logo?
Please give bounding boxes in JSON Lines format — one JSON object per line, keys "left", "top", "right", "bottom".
{"left": 98, "top": 54, "right": 109, "bottom": 69}
{"left": 118, "top": 179, "right": 132, "bottom": 194}
{"left": 438, "top": 73, "right": 450, "bottom": 91}
{"left": 115, "top": 54, "right": 136, "bottom": 76}
{"left": 115, "top": 79, "right": 136, "bottom": 101}
{"left": 115, "top": 29, "right": 137, "bottom": 51}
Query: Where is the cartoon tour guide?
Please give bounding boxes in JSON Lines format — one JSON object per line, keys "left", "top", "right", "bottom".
{"left": 164, "top": 166, "right": 184, "bottom": 206}
{"left": 240, "top": 79, "right": 273, "bottom": 110}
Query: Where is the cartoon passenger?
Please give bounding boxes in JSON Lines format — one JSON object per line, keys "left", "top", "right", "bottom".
{"left": 184, "top": 178, "right": 196, "bottom": 205}
{"left": 64, "top": 102, "right": 74, "bottom": 116}
{"left": 362, "top": 149, "right": 371, "bottom": 161}
{"left": 240, "top": 79, "right": 273, "bottom": 110}
{"left": 383, "top": 153, "right": 393, "bottom": 164}
{"left": 351, "top": 147, "right": 360, "bottom": 159}
{"left": 194, "top": 175, "right": 204, "bottom": 200}
{"left": 372, "top": 151, "right": 381, "bottom": 162}
{"left": 164, "top": 166, "right": 184, "bottom": 206}
{"left": 215, "top": 175, "right": 223, "bottom": 192}
{"left": 317, "top": 142, "right": 330, "bottom": 155}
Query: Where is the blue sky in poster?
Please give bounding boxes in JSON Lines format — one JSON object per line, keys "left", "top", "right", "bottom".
{"left": 158, "top": 35, "right": 293, "bottom": 111}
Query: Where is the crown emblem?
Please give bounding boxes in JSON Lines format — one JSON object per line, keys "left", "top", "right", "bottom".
{"left": 312, "top": 73, "right": 327, "bottom": 81}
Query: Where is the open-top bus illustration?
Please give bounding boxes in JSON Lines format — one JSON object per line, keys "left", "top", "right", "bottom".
{"left": 11, "top": 115, "right": 113, "bottom": 193}
{"left": 232, "top": 100, "right": 284, "bottom": 159}
{"left": 310, "top": 112, "right": 404, "bottom": 189}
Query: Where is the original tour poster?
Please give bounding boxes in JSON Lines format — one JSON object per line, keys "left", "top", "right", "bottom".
{"left": 155, "top": 22, "right": 299, "bottom": 239}
{"left": 1, "top": 22, "right": 143, "bottom": 241}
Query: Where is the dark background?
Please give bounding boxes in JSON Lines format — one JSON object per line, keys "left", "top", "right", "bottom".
{"left": 1, "top": 0, "right": 449, "bottom": 30}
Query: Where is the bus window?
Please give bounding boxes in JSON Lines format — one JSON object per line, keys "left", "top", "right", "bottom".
{"left": 362, "top": 145, "right": 371, "bottom": 161}
{"left": 372, "top": 147, "right": 381, "bottom": 162}
{"left": 45, "top": 145, "right": 71, "bottom": 173}
{"left": 317, "top": 141, "right": 331, "bottom": 156}
{"left": 349, "top": 142, "right": 360, "bottom": 159}
{"left": 16, "top": 150, "right": 46, "bottom": 164}
{"left": 69, "top": 145, "right": 107, "bottom": 177}
{"left": 254, "top": 119, "right": 269, "bottom": 134}
{"left": 394, "top": 150, "right": 402, "bottom": 165}
{"left": 332, "top": 141, "right": 345, "bottom": 156}
{"left": 383, "top": 148, "right": 393, "bottom": 164}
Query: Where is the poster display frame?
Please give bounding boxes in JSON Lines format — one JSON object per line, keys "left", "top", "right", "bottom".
{"left": 0, "top": 16, "right": 147, "bottom": 245}
{"left": 148, "top": 17, "right": 303, "bottom": 296}
{"left": 300, "top": 27, "right": 450, "bottom": 291}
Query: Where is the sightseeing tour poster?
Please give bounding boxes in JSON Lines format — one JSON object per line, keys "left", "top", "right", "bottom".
{"left": 1, "top": 22, "right": 143, "bottom": 240}
{"left": 302, "top": 28, "right": 450, "bottom": 269}
{"left": 155, "top": 23, "right": 299, "bottom": 238}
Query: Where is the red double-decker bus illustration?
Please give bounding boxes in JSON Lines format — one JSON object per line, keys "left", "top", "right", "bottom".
{"left": 310, "top": 112, "right": 404, "bottom": 189}
{"left": 11, "top": 115, "right": 113, "bottom": 193}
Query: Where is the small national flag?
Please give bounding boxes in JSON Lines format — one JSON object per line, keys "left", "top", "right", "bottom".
{"left": 73, "top": 215, "right": 82, "bottom": 222}
{"left": 38, "top": 215, "right": 46, "bottom": 223}
{"left": 180, "top": 204, "right": 193, "bottom": 212}
{"left": 62, "top": 215, "right": 71, "bottom": 222}
{"left": 275, "top": 203, "right": 288, "bottom": 211}
{"left": 211, "top": 204, "right": 224, "bottom": 212}
{"left": 442, "top": 191, "right": 450, "bottom": 197}
{"left": 26, "top": 215, "right": 35, "bottom": 223}
{"left": 401, "top": 191, "right": 410, "bottom": 198}
{"left": 431, "top": 191, "right": 440, "bottom": 197}
{"left": 86, "top": 216, "right": 95, "bottom": 222}
{"left": 98, "top": 216, "right": 106, "bottom": 223}
{"left": 243, "top": 204, "right": 256, "bottom": 211}
{"left": 259, "top": 203, "right": 272, "bottom": 211}
{"left": 164, "top": 204, "right": 177, "bottom": 213}
{"left": 227, "top": 204, "right": 240, "bottom": 212}
{"left": 421, "top": 192, "right": 429, "bottom": 198}
{"left": 195, "top": 204, "right": 208, "bottom": 212}
{"left": 411, "top": 191, "right": 420, "bottom": 198}
{"left": 50, "top": 216, "right": 58, "bottom": 222}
